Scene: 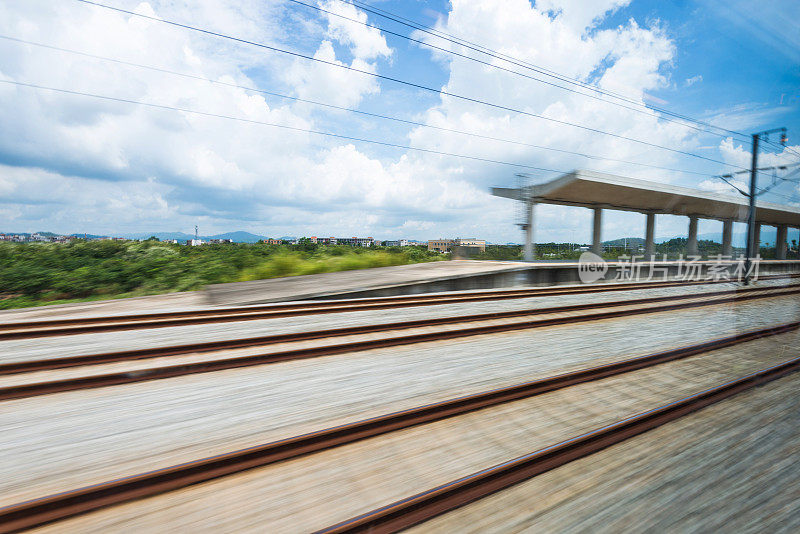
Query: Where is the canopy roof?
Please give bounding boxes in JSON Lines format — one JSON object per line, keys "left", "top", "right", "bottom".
{"left": 492, "top": 170, "right": 800, "bottom": 226}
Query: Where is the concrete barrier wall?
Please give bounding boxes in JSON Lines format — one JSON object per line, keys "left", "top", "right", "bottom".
{"left": 309, "top": 260, "right": 800, "bottom": 300}
{"left": 205, "top": 260, "right": 800, "bottom": 305}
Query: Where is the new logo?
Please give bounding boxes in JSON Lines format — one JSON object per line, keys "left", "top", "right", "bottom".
{"left": 578, "top": 251, "right": 607, "bottom": 283}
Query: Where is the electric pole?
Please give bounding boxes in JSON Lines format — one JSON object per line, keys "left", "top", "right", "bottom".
{"left": 744, "top": 127, "right": 787, "bottom": 284}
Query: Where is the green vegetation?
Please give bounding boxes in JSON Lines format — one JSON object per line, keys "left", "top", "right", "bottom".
{"left": 473, "top": 243, "right": 587, "bottom": 261}
{"left": 471, "top": 239, "right": 797, "bottom": 261}
{"left": 474, "top": 245, "right": 523, "bottom": 261}
{"left": 0, "top": 241, "right": 443, "bottom": 309}
{"left": 653, "top": 238, "right": 724, "bottom": 257}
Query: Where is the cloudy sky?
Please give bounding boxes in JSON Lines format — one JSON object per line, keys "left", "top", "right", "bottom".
{"left": 1, "top": 0, "right": 798, "bottom": 243}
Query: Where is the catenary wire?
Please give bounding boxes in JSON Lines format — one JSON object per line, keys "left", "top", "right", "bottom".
{"left": 23, "top": 78, "right": 793, "bottom": 200}
{"left": 0, "top": 79, "right": 578, "bottom": 173}
{"left": 15, "top": 78, "right": 796, "bottom": 203}
{"left": 72, "top": 0, "right": 754, "bottom": 173}
{"left": 0, "top": 34, "right": 732, "bottom": 180}
{"left": 343, "top": 0, "right": 752, "bottom": 141}
{"left": 285, "top": 0, "right": 742, "bottom": 141}
{"left": 714, "top": 163, "right": 800, "bottom": 197}
{"left": 345, "top": 0, "right": 800, "bottom": 159}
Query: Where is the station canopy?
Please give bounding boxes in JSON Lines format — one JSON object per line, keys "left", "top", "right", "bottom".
{"left": 491, "top": 170, "right": 800, "bottom": 227}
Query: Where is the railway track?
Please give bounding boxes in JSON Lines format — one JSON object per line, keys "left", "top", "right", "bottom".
{"left": 3, "top": 282, "right": 798, "bottom": 376}
{"left": 2, "top": 274, "right": 797, "bottom": 340}
{"left": 2, "top": 284, "right": 799, "bottom": 400}
{"left": 318, "top": 358, "right": 800, "bottom": 533}
{"left": 0, "top": 321, "right": 796, "bottom": 533}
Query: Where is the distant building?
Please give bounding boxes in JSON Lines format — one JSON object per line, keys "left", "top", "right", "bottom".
{"left": 263, "top": 238, "right": 283, "bottom": 245}
{"left": 1, "top": 233, "right": 85, "bottom": 243}
{"left": 186, "top": 239, "right": 203, "bottom": 246}
{"left": 384, "top": 239, "right": 411, "bottom": 247}
{"left": 298, "top": 236, "right": 375, "bottom": 247}
{"left": 0, "top": 234, "right": 24, "bottom": 242}
{"left": 428, "top": 239, "right": 454, "bottom": 253}
{"left": 455, "top": 238, "right": 485, "bottom": 252}
{"left": 427, "top": 238, "right": 485, "bottom": 253}
{"left": 336, "top": 237, "right": 374, "bottom": 247}
{"left": 310, "top": 236, "right": 338, "bottom": 245}
{"left": 207, "top": 238, "right": 233, "bottom": 244}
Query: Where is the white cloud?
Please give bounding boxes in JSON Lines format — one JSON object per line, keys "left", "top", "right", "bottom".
{"left": 284, "top": 40, "right": 381, "bottom": 108}
{"left": 697, "top": 177, "right": 746, "bottom": 195}
{"left": 535, "top": 0, "right": 631, "bottom": 35}
{"left": 411, "top": 0, "right": 687, "bottom": 186}
{"left": 0, "top": 0, "right": 767, "bottom": 242}
{"left": 718, "top": 137, "right": 800, "bottom": 169}
{"left": 0, "top": 164, "right": 175, "bottom": 233}
{"left": 319, "top": 0, "right": 391, "bottom": 61}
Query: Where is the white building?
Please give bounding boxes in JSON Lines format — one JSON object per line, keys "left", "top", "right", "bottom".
{"left": 336, "top": 237, "right": 374, "bottom": 247}
{"left": 384, "top": 239, "right": 411, "bottom": 247}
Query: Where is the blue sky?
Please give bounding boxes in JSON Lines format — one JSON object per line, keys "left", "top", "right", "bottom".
{"left": 0, "top": 0, "right": 798, "bottom": 243}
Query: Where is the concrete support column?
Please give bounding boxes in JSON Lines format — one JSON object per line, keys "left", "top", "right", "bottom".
{"left": 644, "top": 213, "right": 655, "bottom": 261}
{"left": 687, "top": 216, "right": 699, "bottom": 256}
{"left": 722, "top": 219, "right": 733, "bottom": 257}
{"left": 753, "top": 223, "right": 761, "bottom": 256}
{"left": 523, "top": 200, "right": 535, "bottom": 262}
{"left": 776, "top": 224, "right": 788, "bottom": 260}
{"left": 592, "top": 208, "right": 603, "bottom": 255}
{"left": 795, "top": 228, "right": 799, "bottom": 259}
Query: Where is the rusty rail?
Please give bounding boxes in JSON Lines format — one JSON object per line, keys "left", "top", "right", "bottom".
{"left": 2, "top": 282, "right": 797, "bottom": 376}
{"left": 2, "top": 274, "right": 796, "bottom": 340}
{"left": 0, "top": 321, "right": 796, "bottom": 533}
{"left": 317, "top": 355, "right": 800, "bottom": 533}
{"left": 2, "top": 286, "right": 799, "bottom": 401}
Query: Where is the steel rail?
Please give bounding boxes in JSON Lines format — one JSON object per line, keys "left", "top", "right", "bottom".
{"left": 2, "top": 274, "right": 797, "bottom": 339}
{"left": 0, "top": 321, "right": 796, "bottom": 533}
{"left": 2, "top": 287, "right": 799, "bottom": 401}
{"left": 2, "top": 283, "right": 797, "bottom": 375}
{"left": 317, "top": 355, "right": 800, "bottom": 534}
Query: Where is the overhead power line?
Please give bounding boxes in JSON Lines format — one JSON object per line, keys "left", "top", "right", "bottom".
{"left": 17, "top": 78, "right": 778, "bottom": 193}
{"left": 286, "top": 0, "right": 748, "bottom": 142}
{"left": 0, "top": 79, "right": 564, "bottom": 173}
{"left": 345, "top": 0, "right": 800, "bottom": 160}
{"left": 343, "top": 0, "right": 752, "bottom": 142}
{"left": 0, "top": 35, "right": 730, "bottom": 180}
{"left": 15, "top": 78, "right": 797, "bottom": 206}
{"left": 72, "top": 0, "right": 754, "bottom": 173}
{"left": 715, "top": 162, "right": 800, "bottom": 198}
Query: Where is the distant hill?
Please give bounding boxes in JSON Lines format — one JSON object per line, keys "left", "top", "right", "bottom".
{"left": 606, "top": 228, "right": 787, "bottom": 249}
{"left": 602, "top": 237, "right": 645, "bottom": 247}
{"left": 208, "top": 231, "right": 268, "bottom": 243}
{"left": 654, "top": 228, "right": 781, "bottom": 248}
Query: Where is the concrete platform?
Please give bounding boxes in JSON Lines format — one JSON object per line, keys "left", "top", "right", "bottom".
{"left": 204, "top": 261, "right": 528, "bottom": 306}
{"left": 203, "top": 259, "right": 800, "bottom": 306}
{"left": 4, "top": 259, "right": 797, "bottom": 317}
